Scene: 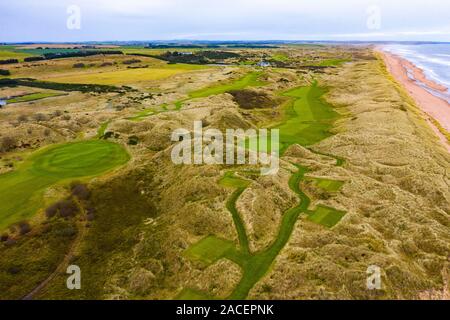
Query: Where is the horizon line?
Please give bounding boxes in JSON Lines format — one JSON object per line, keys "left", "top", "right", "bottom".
{"left": 2, "top": 40, "right": 450, "bottom": 45}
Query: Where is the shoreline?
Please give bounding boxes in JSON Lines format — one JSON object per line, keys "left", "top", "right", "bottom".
{"left": 377, "top": 48, "right": 450, "bottom": 152}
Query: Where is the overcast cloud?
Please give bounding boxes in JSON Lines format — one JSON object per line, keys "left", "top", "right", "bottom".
{"left": 1, "top": 0, "right": 449, "bottom": 42}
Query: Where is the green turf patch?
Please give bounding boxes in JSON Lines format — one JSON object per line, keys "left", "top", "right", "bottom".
{"left": 185, "top": 236, "right": 236, "bottom": 265}
{"left": 0, "top": 140, "right": 130, "bottom": 230}
{"left": 276, "top": 82, "right": 340, "bottom": 153}
{"left": 180, "top": 82, "right": 345, "bottom": 300}
{"left": 7, "top": 92, "right": 65, "bottom": 104}
{"left": 0, "top": 49, "right": 33, "bottom": 61}
{"left": 308, "top": 178, "right": 345, "bottom": 192}
{"left": 96, "top": 121, "right": 111, "bottom": 138}
{"left": 128, "top": 71, "right": 267, "bottom": 120}
{"left": 188, "top": 71, "right": 266, "bottom": 99}
{"left": 219, "top": 171, "right": 251, "bottom": 189}
{"left": 317, "top": 58, "right": 350, "bottom": 67}
{"left": 307, "top": 205, "right": 346, "bottom": 228}
{"left": 272, "top": 53, "right": 289, "bottom": 62}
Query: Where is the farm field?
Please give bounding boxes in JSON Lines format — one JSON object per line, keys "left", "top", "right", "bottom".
{"left": 0, "top": 48, "right": 33, "bottom": 61}
{"left": 44, "top": 64, "right": 208, "bottom": 85}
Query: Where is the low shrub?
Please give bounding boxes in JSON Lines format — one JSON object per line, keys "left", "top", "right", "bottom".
{"left": 45, "top": 199, "right": 79, "bottom": 219}
{"left": 0, "top": 59, "right": 19, "bottom": 65}
{"left": 0, "top": 233, "right": 9, "bottom": 242}
{"left": 18, "top": 221, "right": 31, "bottom": 235}
{"left": 58, "top": 200, "right": 79, "bottom": 218}
{"left": 0, "top": 136, "right": 17, "bottom": 152}
{"left": 24, "top": 56, "right": 45, "bottom": 62}
{"left": 33, "top": 113, "right": 47, "bottom": 122}
{"left": 71, "top": 183, "right": 91, "bottom": 200}
{"left": 45, "top": 203, "right": 59, "bottom": 218}
{"left": 123, "top": 59, "right": 141, "bottom": 65}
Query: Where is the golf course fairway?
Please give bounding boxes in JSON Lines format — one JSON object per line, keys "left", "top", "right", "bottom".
{"left": 128, "top": 71, "right": 267, "bottom": 121}
{"left": 277, "top": 82, "right": 339, "bottom": 153}
{"left": 180, "top": 82, "right": 346, "bottom": 300}
{"left": 0, "top": 140, "right": 130, "bottom": 230}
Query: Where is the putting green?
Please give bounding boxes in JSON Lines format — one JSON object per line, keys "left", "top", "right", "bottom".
{"left": 0, "top": 140, "right": 130, "bottom": 230}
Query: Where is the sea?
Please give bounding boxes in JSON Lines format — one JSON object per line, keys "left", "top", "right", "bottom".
{"left": 383, "top": 43, "right": 450, "bottom": 103}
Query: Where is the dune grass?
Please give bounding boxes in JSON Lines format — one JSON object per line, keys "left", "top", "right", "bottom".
{"left": 0, "top": 140, "right": 129, "bottom": 230}
{"left": 7, "top": 92, "right": 64, "bottom": 104}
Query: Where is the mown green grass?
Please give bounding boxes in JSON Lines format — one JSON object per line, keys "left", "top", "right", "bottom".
{"left": 184, "top": 166, "right": 311, "bottom": 300}
{"left": 96, "top": 121, "right": 111, "bottom": 138}
{"left": 272, "top": 53, "right": 289, "bottom": 62}
{"left": 219, "top": 171, "right": 251, "bottom": 189}
{"left": 182, "top": 81, "right": 347, "bottom": 300}
{"left": 276, "top": 82, "right": 340, "bottom": 153}
{"left": 128, "top": 71, "right": 266, "bottom": 121}
{"left": 318, "top": 59, "right": 350, "bottom": 67}
{"left": 7, "top": 92, "right": 64, "bottom": 104}
{"left": 189, "top": 72, "right": 265, "bottom": 99}
{"left": 184, "top": 236, "right": 236, "bottom": 265}
{"left": 309, "top": 178, "right": 344, "bottom": 192}
{"left": 0, "top": 49, "right": 33, "bottom": 61}
{"left": 0, "top": 140, "right": 129, "bottom": 230}
{"left": 307, "top": 205, "right": 346, "bottom": 228}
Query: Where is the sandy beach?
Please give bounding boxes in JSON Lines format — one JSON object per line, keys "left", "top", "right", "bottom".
{"left": 378, "top": 49, "right": 450, "bottom": 152}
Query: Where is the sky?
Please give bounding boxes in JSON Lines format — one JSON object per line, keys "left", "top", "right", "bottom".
{"left": 1, "top": 0, "right": 450, "bottom": 42}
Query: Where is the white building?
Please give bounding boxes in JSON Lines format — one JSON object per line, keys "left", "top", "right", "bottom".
{"left": 257, "top": 61, "right": 271, "bottom": 67}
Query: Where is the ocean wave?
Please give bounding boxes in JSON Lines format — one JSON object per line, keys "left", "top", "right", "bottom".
{"left": 384, "top": 44, "right": 450, "bottom": 91}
